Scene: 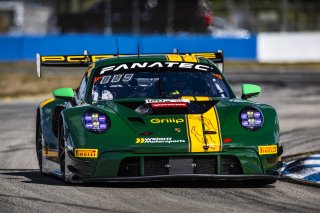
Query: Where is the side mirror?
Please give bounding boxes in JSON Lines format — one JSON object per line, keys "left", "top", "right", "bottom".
{"left": 241, "top": 84, "right": 261, "bottom": 100}
{"left": 52, "top": 88, "right": 75, "bottom": 101}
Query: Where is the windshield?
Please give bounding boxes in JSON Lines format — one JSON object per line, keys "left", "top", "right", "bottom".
{"left": 91, "top": 66, "right": 232, "bottom": 101}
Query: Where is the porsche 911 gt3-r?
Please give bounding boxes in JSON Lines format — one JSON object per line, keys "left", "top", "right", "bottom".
{"left": 35, "top": 51, "right": 282, "bottom": 185}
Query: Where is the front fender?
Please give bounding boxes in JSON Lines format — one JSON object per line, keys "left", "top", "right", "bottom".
{"left": 220, "top": 102, "right": 279, "bottom": 148}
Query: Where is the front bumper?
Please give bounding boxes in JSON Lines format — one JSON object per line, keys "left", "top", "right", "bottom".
{"left": 77, "top": 174, "right": 278, "bottom": 183}
{"left": 65, "top": 148, "right": 282, "bottom": 183}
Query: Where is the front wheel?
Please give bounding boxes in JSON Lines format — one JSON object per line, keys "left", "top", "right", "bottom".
{"left": 58, "top": 119, "right": 67, "bottom": 182}
{"left": 36, "top": 110, "right": 43, "bottom": 174}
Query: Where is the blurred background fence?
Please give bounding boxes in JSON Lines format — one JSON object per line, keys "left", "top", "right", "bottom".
{"left": 0, "top": 0, "right": 320, "bottom": 62}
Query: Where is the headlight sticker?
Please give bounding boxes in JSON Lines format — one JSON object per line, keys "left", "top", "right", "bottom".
{"left": 240, "top": 107, "right": 264, "bottom": 130}
{"left": 83, "top": 110, "right": 110, "bottom": 133}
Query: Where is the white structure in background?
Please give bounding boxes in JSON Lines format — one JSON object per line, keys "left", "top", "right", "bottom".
{"left": 258, "top": 32, "right": 320, "bottom": 63}
{"left": 0, "top": 1, "right": 53, "bottom": 35}
{"left": 208, "top": 16, "right": 250, "bottom": 39}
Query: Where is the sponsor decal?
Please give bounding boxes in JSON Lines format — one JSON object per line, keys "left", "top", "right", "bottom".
{"left": 151, "top": 102, "right": 187, "bottom": 108}
{"left": 41, "top": 55, "right": 113, "bottom": 63}
{"left": 150, "top": 118, "right": 184, "bottom": 124}
{"left": 145, "top": 99, "right": 190, "bottom": 103}
{"left": 40, "top": 53, "right": 216, "bottom": 64}
{"left": 99, "top": 62, "right": 210, "bottom": 74}
{"left": 135, "top": 137, "right": 186, "bottom": 144}
{"left": 74, "top": 149, "right": 98, "bottom": 158}
{"left": 258, "top": 145, "right": 277, "bottom": 155}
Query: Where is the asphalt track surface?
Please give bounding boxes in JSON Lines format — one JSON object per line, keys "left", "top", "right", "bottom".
{"left": 1, "top": 70, "right": 320, "bottom": 213}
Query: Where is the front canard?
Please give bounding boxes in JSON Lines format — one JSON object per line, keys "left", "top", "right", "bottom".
{"left": 74, "top": 149, "right": 98, "bottom": 158}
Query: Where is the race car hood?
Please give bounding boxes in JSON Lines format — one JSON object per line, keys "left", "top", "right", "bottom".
{"left": 91, "top": 97, "right": 234, "bottom": 154}
{"left": 66, "top": 96, "right": 278, "bottom": 155}
{"left": 62, "top": 96, "right": 275, "bottom": 155}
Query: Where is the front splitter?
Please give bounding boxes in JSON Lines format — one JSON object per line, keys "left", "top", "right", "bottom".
{"left": 71, "top": 174, "right": 278, "bottom": 183}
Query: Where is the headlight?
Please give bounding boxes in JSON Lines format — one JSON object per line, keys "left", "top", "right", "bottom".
{"left": 82, "top": 110, "right": 110, "bottom": 133}
{"left": 240, "top": 107, "right": 263, "bottom": 130}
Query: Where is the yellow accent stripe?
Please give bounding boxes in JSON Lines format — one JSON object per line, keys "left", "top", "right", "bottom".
{"left": 87, "top": 66, "right": 93, "bottom": 77}
{"left": 181, "top": 96, "right": 195, "bottom": 101}
{"left": 191, "top": 53, "right": 216, "bottom": 59}
{"left": 185, "top": 115, "right": 191, "bottom": 152}
{"left": 42, "top": 149, "right": 58, "bottom": 158}
{"left": 182, "top": 54, "right": 198, "bottom": 62}
{"left": 166, "top": 54, "right": 183, "bottom": 62}
{"left": 214, "top": 106, "right": 222, "bottom": 152}
{"left": 195, "top": 96, "right": 210, "bottom": 101}
{"left": 187, "top": 106, "right": 222, "bottom": 152}
{"left": 39, "top": 98, "right": 54, "bottom": 108}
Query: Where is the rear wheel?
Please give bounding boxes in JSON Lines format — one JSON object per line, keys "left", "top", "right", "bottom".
{"left": 242, "top": 179, "right": 277, "bottom": 187}
{"left": 36, "top": 111, "right": 43, "bottom": 173}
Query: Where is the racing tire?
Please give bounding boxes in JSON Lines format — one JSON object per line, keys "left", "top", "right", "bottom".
{"left": 58, "top": 118, "right": 68, "bottom": 183}
{"left": 242, "top": 179, "right": 277, "bottom": 187}
{"left": 36, "top": 109, "right": 43, "bottom": 174}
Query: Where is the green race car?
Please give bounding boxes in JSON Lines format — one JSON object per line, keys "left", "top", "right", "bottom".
{"left": 36, "top": 51, "right": 282, "bottom": 185}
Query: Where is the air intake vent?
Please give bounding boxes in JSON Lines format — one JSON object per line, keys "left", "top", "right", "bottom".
{"left": 118, "top": 157, "right": 140, "bottom": 177}
{"left": 193, "top": 156, "right": 217, "bottom": 174}
{"left": 144, "top": 157, "right": 169, "bottom": 176}
{"left": 221, "top": 156, "right": 243, "bottom": 175}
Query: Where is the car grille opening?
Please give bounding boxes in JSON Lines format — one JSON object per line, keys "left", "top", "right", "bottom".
{"left": 221, "top": 156, "right": 243, "bottom": 175}
{"left": 117, "top": 155, "right": 242, "bottom": 177}
{"left": 193, "top": 156, "right": 217, "bottom": 174}
{"left": 117, "top": 157, "right": 140, "bottom": 177}
{"left": 144, "top": 157, "right": 169, "bottom": 176}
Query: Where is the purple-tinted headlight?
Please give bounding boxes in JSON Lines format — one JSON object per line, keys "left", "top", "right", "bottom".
{"left": 85, "top": 123, "right": 94, "bottom": 129}
{"left": 99, "top": 123, "right": 107, "bottom": 130}
{"left": 83, "top": 110, "right": 110, "bottom": 133}
{"left": 99, "top": 116, "right": 106, "bottom": 122}
{"left": 240, "top": 107, "right": 264, "bottom": 130}
{"left": 85, "top": 115, "right": 93, "bottom": 122}
{"left": 254, "top": 112, "right": 261, "bottom": 118}
{"left": 254, "top": 119, "right": 262, "bottom": 125}
{"left": 241, "top": 113, "right": 248, "bottom": 119}
{"left": 242, "top": 121, "right": 249, "bottom": 127}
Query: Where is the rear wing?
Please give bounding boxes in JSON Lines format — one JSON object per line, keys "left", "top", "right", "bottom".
{"left": 36, "top": 50, "right": 224, "bottom": 78}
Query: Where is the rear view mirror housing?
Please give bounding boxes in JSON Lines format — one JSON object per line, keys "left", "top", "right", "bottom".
{"left": 241, "top": 84, "right": 261, "bottom": 100}
{"left": 53, "top": 88, "right": 75, "bottom": 101}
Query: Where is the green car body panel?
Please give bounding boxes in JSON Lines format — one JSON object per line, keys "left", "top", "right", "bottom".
{"left": 36, "top": 53, "right": 282, "bottom": 184}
